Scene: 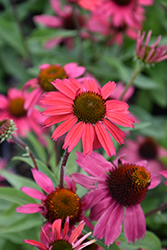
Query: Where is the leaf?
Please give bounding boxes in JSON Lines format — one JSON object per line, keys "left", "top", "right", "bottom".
{"left": 12, "top": 156, "right": 58, "bottom": 186}
{"left": 0, "top": 187, "right": 37, "bottom": 205}
{"left": 118, "top": 231, "right": 161, "bottom": 250}
{"left": 0, "top": 170, "right": 40, "bottom": 190}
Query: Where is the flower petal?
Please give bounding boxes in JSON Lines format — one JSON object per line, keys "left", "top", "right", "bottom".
{"left": 101, "top": 81, "right": 116, "bottom": 99}
{"left": 31, "top": 169, "right": 54, "bottom": 194}
{"left": 21, "top": 187, "right": 47, "bottom": 200}
{"left": 16, "top": 204, "right": 41, "bottom": 213}
{"left": 24, "top": 239, "right": 47, "bottom": 250}
{"left": 82, "top": 123, "right": 94, "bottom": 156}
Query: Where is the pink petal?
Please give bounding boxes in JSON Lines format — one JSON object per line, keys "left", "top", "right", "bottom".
{"left": 63, "top": 216, "right": 69, "bottom": 238}
{"left": 52, "top": 218, "right": 62, "bottom": 240}
{"left": 124, "top": 204, "right": 146, "bottom": 243}
{"left": 83, "top": 78, "right": 99, "bottom": 92}
{"left": 82, "top": 123, "right": 94, "bottom": 156}
{"left": 43, "top": 114, "right": 72, "bottom": 128}
{"left": 63, "top": 121, "right": 85, "bottom": 152}
{"left": 33, "top": 15, "right": 62, "bottom": 28}
{"left": 8, "top": 88, "right": 22, "bottom": 99}
{"left": 106, "top": 99, "right": 129, "bottom": 112}
{"left": 71, "top": 173, "right": 97, "bottom": 189}
{"left": 22, "top": 78, "right": 38, "bottom": 91}
{"left": 149, "top": 175, "right": 161, "bottom": 189}
{"left": 44, "top": 37, "right": 63, "bottom": 49}
{"left": 16, "top": 204, "right": 41, "bottom": 213}
{"left": 39, "top": 64, "right": 50, "bottom": 70}
{"left": 101, "top": 81, "right": 116, "bottom": 99}
{"left": 106, "top": 112, "right": 135, "bottom": 127}
{"left": 24, "top": 88, "right": 43, "bottom": 116}
{"left": 0, "top": 95, "right": 9, "bottom": 109}
{"left": 95, "top": 122, "right": 116, "bottom": 157}
{"left": 51, "top": 116, "right": 77, "bottom": 140}
{"left": 31, "top": 169, "right": 54, "bottom": 194}
{"left": 24, "top": 239, "right": 47, "bottom": 250}
{"left": 69, "top": 221, "right": 85, "bottom": 244}
{"left": 21, "top": 187, "right": 47, "bottom": 200}
{"left": 159, "top": 170, "right": 167, "bottom": 178}
{"left": 64, "top": 63, "right": 85, "bottom": 78}
{"left": 40, "top": 92, "right": 73, "bottom": 106}
{"left": 103, "top": 119, "right": 125, "bottom": 144}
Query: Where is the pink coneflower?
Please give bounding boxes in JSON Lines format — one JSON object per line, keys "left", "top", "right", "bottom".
{"left": 23, "top": 63, "right": 85, "bottom": 115}
{"left": 78, "top": 0, "right": 101, "bottom": 11}
{"left": 24, "top": 216, "right": 96, "bottom": 250}
{"left": 71, "top": 152, "right": 160, "bottom": 245}
{"left": 34, "top": 0, "right": 86, "bottom": 49}
{"left": 95, "top": 0, "right": 151, "bottom": 27}
{"left": 0, "top": 88, "right": 45, "bottom": 142}
{"left": 41, "top": 78, "right": 134, "bottom": 157}
{"left": 136, "top": 30, "right": 167, "bottom": 64}
{"left": 118, "top": 136, "right": 167, "bottom": 176}
{"left": 16, "top": 169, "right": 83, "bottom": 227}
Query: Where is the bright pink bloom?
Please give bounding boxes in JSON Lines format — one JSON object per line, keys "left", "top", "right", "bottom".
{"left": 34, "top": 0, "right": 86, "bottom": 49}
{"left": 41, "top": 78, "right": 134, "bottom": 157}
{"left": 118, "top": 136, "right": 167, "bottom": 176}
{"left": 23, "top": 63, "right": 85, "bottom": 115}
{"left": 136, "top": 30, "right": 167, "bottom": 64}
{"left": 0, "top": 88, "right": 45, "bottom": 142}
{"left": 78, "top": 0, "right": 101, "bottom": 11}
{"left": 24, "top": 216, "right": 96, "bottom": 250}
{"left": 16, "top": 169, "right": 83, "bottom": 227}
{"left": 71, "top": 152, "right": 160, "bottom": 245}
{"left": 87, "top": 14, "right": 140, "bottom": 45}
{"left": 95, "top": 0, "right": 151, "bottom": 28}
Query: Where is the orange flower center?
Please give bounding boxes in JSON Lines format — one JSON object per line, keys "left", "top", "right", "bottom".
{"left": 112, "top": 0, "right": 132, "bottom": 6}
{"left": 51, "top": 240, "right": 72, "bottom": 250}
{"left": 38, "top": 65, "right": 67, "bottom": 92}
{"left": 139, "top": 137, "right": 158, "bottom": 159}
{"left": 45, "top": 188, "right": 82, "bottom": 225}
{"left": 106, "top": 163, "right": 151, "bottom": 207}
{"left": 73, "top": 92, "right": 106, "bottom": 124}
{"left": 9, "top": 98, "right": 27, "bottom": 117}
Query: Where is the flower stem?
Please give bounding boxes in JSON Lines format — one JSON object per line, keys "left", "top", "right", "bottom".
{"left": 145, "top": 202, "right": 167, "bottom": 218}
{"left": 119, "top": 62, "right": 143, "bottom": 101}
{"left": 11, "top": 134, "right": 38, "bottom": 170}
{"left": 59, "top": 148, "right": 70, "bottom": 188}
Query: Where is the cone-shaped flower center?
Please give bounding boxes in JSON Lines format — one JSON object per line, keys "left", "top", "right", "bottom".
{"left": 73, "top": 92, "right": 106, "bottom": 124}
{"left": 63, "top": 13, "right": 83, "bottom": 30}
{"left": 51, "top": 240, "right": 72, "bottom": 250}
{"left": 112, "top": 0, "right": 132, "bottom": 6}
{"left": 0, "top": 119, "right": 16, "bottom": 143}
{"left": 9, "top": 98, "right": 27, "bottom": 117}
{"left": 45, "top": 188, "right": 82, "bottom": 225}
{"left": 106, "top": 163, "right": 151, "bottom": 207}
{"left": 38, "top": 65, "right": 67, "bottom": 92}
{"left": 139, "top": 137, "right": 158, "bottom": 159}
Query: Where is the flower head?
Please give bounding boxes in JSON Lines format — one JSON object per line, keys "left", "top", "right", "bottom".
{"left": 71, "top": 152, "right": 160, "bottom": 245}
{"left": 16, "top": 169, "right": 83, "bottom": 227}
{"left": 24, "top": 216, "right": 96, "bottom": 250}
{"left": 41, "top": 78, "right": 134, "bottom": 157}
{"left": 118, "top": 136, "right": 167, "bottom": 176}
{"left": 23, "top": 63, "right": 85, "bottom": 115}
{"left": 136, "top": 30, "right": 167, "bottom": 64}
{"left": 0, "top": 88, "right": 45, "bottom": 142}
{"left": 0, "top": 118, "right": 16, "bottom": 143}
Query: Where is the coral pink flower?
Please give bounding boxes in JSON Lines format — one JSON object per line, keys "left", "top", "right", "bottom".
{"left": 118, "top": 136, "right": 167, "bottom": 176}
{"left": 23, "top": 63, "right": 85, "bottom": 115}
{"left": 95, "top": 0, "right": 152, "bottom": 28}
{"left": 24, "top": 216, "right": 96, "bottom": 250}
{"left": 71, "top": 152, "right": 160, "bottom": 245}
{"left": 41, "top": 78, "right": 134, "bottom": 157}
{"left": 78, "top": 0, "right": 101, "bottom": 11}
{"left": 34, "top": 0, "right": 86, "bottom": 49}
{"left": 16, "top": 169, "right": 83, "bottom": 227}
{"left": 136, "top": 30, "right": 167, "bottom": 64}
{"left": 0, "top": 88, "right": 45, "bottom": 142}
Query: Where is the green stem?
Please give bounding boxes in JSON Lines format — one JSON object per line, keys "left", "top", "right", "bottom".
{"left": 145, "top": 202, "right": 167, "bottom": 218}
{"left": 119, "top": 62, "right": 143, "bottom": 101}
{"left": 59, "top": 148, "right": 70, "bottom": 189}
{"left": 11, "top": 134, "right": 38, "bottom": 170}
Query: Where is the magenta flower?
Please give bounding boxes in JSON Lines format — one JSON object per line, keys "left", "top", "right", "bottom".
{"left": 41, "top": 78, "right": 134, "bottom": 157}
{"left": 24, "top": 216, "right": 96, "bottom": 250}
{"left": 16, "top": 169, "right": 83, "bottom": 227}
{"left": 95, "top": 0, "right": 152, "bottom": 28}
{"left": 23, "top": 63, "right": 85, "bottom": 115}
{"left": 71, "top": 152, "right": 160, "bottom": 245}
{"left": 34, "top": 0, "right": 86, "bottom": 49}
{"left": 136, "top": 30, "right": 167, "bottom": 64}
{"left": 78, "top": 0, "right": 101, "bottom": 11}
{"left": 0, "top": 88, "right": 45, "bottom": 142}
{"left": 118, "top": 136, "right": 167, "bottom": 176}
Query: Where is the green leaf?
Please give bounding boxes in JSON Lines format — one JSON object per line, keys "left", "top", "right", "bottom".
{"left": 118, "top": 231, "right": 161, "bottom": 250}
{"left": 0, "top": 170, "right": 40, "bottom": 190}
{"left": 12, "top": 156, "right": 58, "bottom": 186}
{"left": 26, "top": 132, "right": 47, "bottom": 162}
{"left": 0, "top": 17, "right": 26, "bottom": 56}
{"left": 0, "top": 187, "right": 37, "bottom": 205}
